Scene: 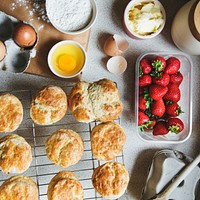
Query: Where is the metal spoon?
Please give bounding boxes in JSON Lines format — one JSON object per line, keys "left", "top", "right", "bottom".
{"left": 150, "top": 153, "right": 200, "bottom": 200}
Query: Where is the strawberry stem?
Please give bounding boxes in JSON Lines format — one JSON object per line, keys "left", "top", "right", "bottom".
{"left": 152, "top": 60, "right": 163, "bottom": 71}
{"left": 139, "top": 120, "right": 153, "bottom": 132}
{"left": 168, "top": 125, "right": 180, "bottom": 134}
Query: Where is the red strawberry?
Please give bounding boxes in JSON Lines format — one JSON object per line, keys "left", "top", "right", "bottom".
{"left": 140, "top": 58, "right": 152, "bottom": 75}
{"left": 167, "top": 118, "right": 184, "bottom": 134}
{"left": 153, "top": 121, "right": 169, "bottom": 135}
{"left": 165, "top": 57, "right": 180, "bottom": 74}
{"left": 138, "top": 111, "right": 149, "bottom": 126}
{"left": 152, "top": 56, "right": 166, "bottom": 72}
{"left": 151, "top": 99, "right": 166, "bottom": 117}
{"left": 153, "top": 73, "right": 170, "bottom": 86}
{"left": 138, "top": 111, "right": 153, "bottom": 131}
{"left": 163, "top": 83, "right": 181, "bottom": 102}
{"left": 144, "top": 119, "right": 156, "bottom": 130}
{"left": 170, "top": 72, "right": 183, "bottom": 86}
{"left": 139, "top": 96, "right": 147, "bottom": 111}
{"left": 149, "top": 85, "right": 168, "bottom": 100}
{"left": 165, "top": 102, "right": 183, "bottom": 116}
{"left": 139, "top": 75, "right": 152, "bottom": 87}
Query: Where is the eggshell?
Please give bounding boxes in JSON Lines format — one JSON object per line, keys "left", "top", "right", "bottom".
{"left": 103, "top": 34, "right": 129, "bottom": 56}
{"left": 106, "top": 56, "right": 127, "bottom": 75}
{"left": 0, "top": 40, "right": 6, "bottom": 61}
{"left": 13, "top": 23, "right": 37, "bottom": 48}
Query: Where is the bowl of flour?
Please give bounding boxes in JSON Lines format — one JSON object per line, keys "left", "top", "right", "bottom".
{"left": 46, "top": 0, "right": 97, "bottom": 35}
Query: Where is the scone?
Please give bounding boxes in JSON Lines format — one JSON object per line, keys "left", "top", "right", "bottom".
{"left": 0, "top": 93, "right": 23, "bottom": 132}
{"left": 0, "top": 134, "right": 32, "bottom": 174}
{"left": 0, "top": 175, "right": 38, "bottom": 200}
{"left": 92, "top": 162, "right": 129, "bottom": 199}
{"left": 91, "top": 122, "right": 126, "bottom": 161}
{"left": 45, "top": 129, "right": 84, "bottom": 167}
{"left": 68, "top": 79, "right": 123, "bottom": 123}
{"left": 47, "top": 171, "right": 84, "bottom": 200}
{"left": 30, "top": 86, "right": 67, "bottom": 125}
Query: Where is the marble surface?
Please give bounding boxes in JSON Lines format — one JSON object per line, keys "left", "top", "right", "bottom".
{"left": 0, "top": 0, "right": 200, "bottom": 199}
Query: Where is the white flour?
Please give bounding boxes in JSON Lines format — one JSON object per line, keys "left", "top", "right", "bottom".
{"left": 46, "top": 0, "right": 92, "bottom": 31}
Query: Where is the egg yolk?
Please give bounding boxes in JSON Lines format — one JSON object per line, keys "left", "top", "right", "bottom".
{"left": 58, "top": 54, "right": 76, "bottom": 72}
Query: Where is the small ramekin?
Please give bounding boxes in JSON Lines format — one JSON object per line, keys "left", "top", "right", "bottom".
{"left": 47, "top": 40, "right": 87, "bottom": 78}
{"left": 123, "top": 0, "right": 166, "bottom": 39}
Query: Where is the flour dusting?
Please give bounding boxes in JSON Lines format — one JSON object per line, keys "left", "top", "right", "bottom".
{"left": 46, "top": 0, "right": 92, "bottom": 31}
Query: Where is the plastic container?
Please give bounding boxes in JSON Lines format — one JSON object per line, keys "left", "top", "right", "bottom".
{"left": 123, "top": 0, "right": 166, "bottom": 39}
{"left": 135, "top": 52, "right": 192, "bottom": 143}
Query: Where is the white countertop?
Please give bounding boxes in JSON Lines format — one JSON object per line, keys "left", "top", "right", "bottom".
{"left": 0, "top": 0, "right": 200, "bottom": 199}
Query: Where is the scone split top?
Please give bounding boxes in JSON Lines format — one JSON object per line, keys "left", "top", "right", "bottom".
{"left": 68, "top": 79, "right": 123, "bottom": 123}
{"left": 30, "top": 86, "right": 67, "bottom": 125}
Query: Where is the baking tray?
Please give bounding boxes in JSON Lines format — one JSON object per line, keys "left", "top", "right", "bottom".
{"left": 0, "top": 86, "right": 128, "bottom": 200}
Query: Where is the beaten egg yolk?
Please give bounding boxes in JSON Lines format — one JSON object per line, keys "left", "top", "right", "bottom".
{"left": 58, "top": 54, "right": 76, "bottom": 72}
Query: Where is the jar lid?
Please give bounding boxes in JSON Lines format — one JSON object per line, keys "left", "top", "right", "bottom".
{"left": 189, "top": 0, "right": 200, "bottom": 41}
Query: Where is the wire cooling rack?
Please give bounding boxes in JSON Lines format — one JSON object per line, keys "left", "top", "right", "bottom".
{"left": 0, "top": 87, "right": 128, "bottom": 200}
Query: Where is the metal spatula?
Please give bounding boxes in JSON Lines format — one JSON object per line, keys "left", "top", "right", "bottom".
{"left": 150, "top": 153, "right": 200, "bottom": 200}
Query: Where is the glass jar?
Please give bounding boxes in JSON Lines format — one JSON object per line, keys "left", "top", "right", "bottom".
{"left": 171, "top": 0, "right": 200, "bottom": 55}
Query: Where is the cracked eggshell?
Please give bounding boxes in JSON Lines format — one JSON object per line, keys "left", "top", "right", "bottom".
{"left": 103, "top": 34, "right": 129, "bottom": 56}
{"left": 106, "top": 56, "right": 127, "bottom": 75}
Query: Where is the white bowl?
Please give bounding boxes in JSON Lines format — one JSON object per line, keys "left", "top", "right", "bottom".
{"left": 123, "top": 0, "right": 166, "bottom": 39}
{"left": 47, "top": 40, "right": 87, "bottom": 78}
{"left": 46, "top": 0, "right": 97, "bottom": 35}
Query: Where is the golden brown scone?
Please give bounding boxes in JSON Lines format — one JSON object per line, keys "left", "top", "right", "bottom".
{"left": 92, "top": 162, "right": 129, "bottom": 199}
{"left": 30, "top": 86, "right": 67, "bottom": 125}
{"left": 68, "top": 81, "right": 95, "bottom": 123}
{"left": 45, "top": 129, "right": 84, "bottom": 167}
{"left": 91, "top": 122, "right": 126, "bottom": 161}
{"left": 48, "top": 171, "right": 84, "bottom": 200}
{"left": 0, "top": 134, "right": 32, "bottom": 174}
{"left": 0, "top": 175, "right": 38, "bottom": 200}
{"left": 68, "top": 79, "right": 123, "bottom": 123}
{"left": 0, "top": 93, "right": 23, "bottom": 132}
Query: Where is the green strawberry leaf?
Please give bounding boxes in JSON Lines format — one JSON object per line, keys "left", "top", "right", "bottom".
{"left": 152, "top": 60, "right": 163, "bottom": 71}
{"left": 139, "top": 120, "right": 153, "bottom": 132}
{"left": 139, "top": 66, "right": 143, "bottom": 77}
{"left": 168, "top": 125, "right": 180, "bottom": 134}
{"left": 176, "top": 106, "right": 184, "bottom": 115}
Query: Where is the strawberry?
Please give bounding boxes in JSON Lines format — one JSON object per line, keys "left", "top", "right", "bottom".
{"left": 163, "top": 83, "right": 180, "bottom": 102}
{"left": 140, "top": 58, "right": 152, "bottom": 75}
{"left": 149, "top": 85, "right": 168, "bottom": 100}
{"left": 139, "top": 89, "right": 152, "bottom": 111}
{"left": 152, "top": 56, "right": 166, "bottom": 72}
{"left": 165, "top": 57, "right": 180, "bottom": 74}
{"left": 139, "top": 96, "right": 147, "bottom": 111}
{"left": 138, "top": 111, "right": 153, "bottom": 131}
{"left": 153, "top": 121, "right": 169, "bottom": 135}
{"left": 151, "top": 99, "right": 166, "bottom": 117}
{"left": 153, "top": 73, "right": 170, "bottom": 86}
{"left": 144, "top": 119, "right": 156, "bottom": 130}
{"left": 167, "top": 117, "right": 184, "bottom": 134}
{"left": 165, "top": 102, "right": 183, "bottom": 116}
{"left": 139, "top": 75, "right": 152, "bottom": 87}
{"left": 170, "top": 72, "right": 183, "bottom": 86}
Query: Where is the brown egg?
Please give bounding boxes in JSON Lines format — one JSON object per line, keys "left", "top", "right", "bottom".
{"left": 13, "top": 23, "right": 37, "bottom": 48}
{"left": 0, "top": 40, "right": 6, "bottom": 61}
{"left": 103, "top": 34, "right": 129, "bottom": 56}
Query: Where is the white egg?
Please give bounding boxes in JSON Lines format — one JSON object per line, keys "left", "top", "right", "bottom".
{"left": 106, "top": 56, "right": 127, "bottom": 75}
